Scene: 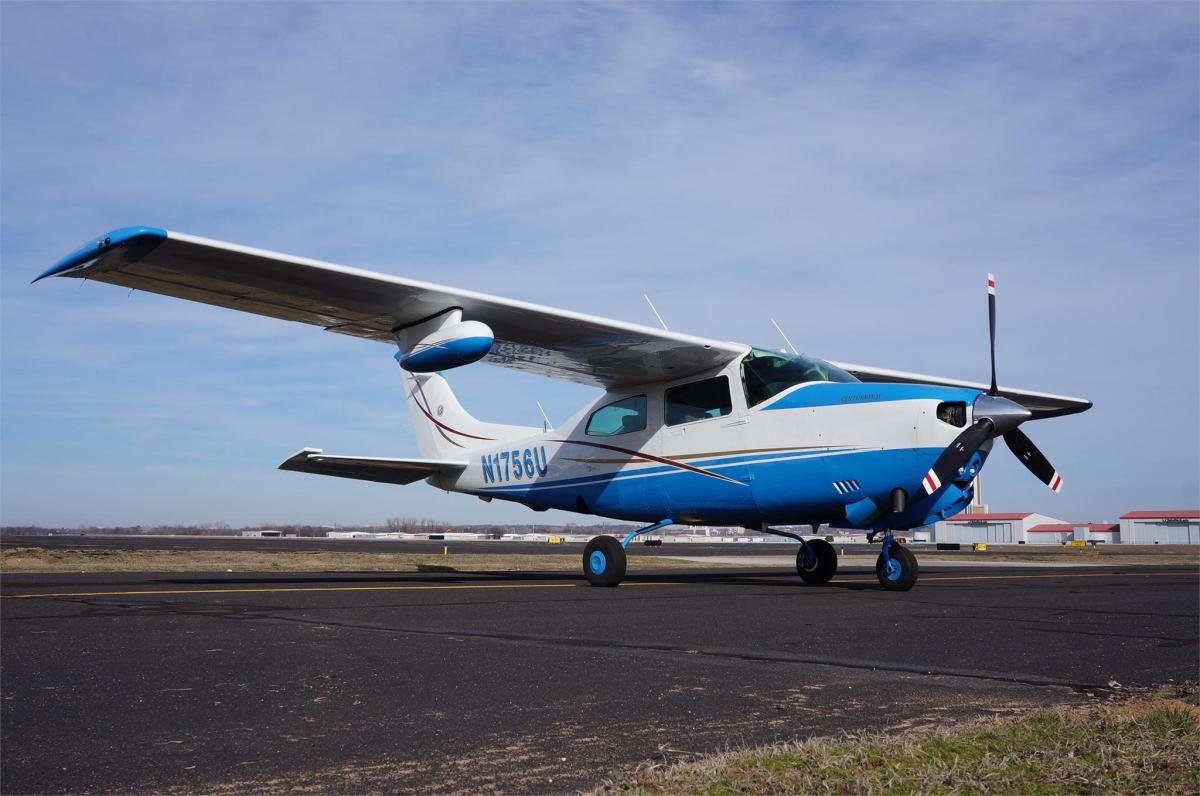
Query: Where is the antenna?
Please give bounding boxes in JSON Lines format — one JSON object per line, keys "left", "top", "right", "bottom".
{"left": 643, "top": 294, "right": 669, "bottom": 331}
{"left": 535, "top": 400, "right": 552, "bottom": 432}
{"left": 770, "top": 318, "right": 799, "bottom": 355}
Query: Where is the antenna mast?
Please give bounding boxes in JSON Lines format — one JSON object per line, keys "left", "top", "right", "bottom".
{"left": 643, "top": 294, "right": 669, "bottom": 331}
{"left": 770, "top": 318, "right": 799, "bottom": 355}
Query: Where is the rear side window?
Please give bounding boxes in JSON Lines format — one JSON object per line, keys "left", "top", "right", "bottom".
{"left": 665, "top": 376, "right": 732, "bottom": 426}
{"left": 586, "top": 395, "right": 647, "bottom": 436}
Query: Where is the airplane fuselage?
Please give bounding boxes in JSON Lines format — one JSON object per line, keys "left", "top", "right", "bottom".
{"left": 430, "top": 358, "right": 986, "bottom": 532}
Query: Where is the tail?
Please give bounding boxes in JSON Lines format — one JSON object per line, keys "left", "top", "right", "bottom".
{"left": 399, "top": 369, "right": 539, "bottom": 460}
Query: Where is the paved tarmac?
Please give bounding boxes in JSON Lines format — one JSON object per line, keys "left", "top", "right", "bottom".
{"left": 2, "top": 563, "right": 1196, "bottom": 794}
{"left": 0, "top": 532, "right": 856, "bottom": 557}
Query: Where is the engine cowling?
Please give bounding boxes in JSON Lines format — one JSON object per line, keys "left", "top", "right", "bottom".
{"left": 398, "top": 320, "right": 494, "bottom": 373}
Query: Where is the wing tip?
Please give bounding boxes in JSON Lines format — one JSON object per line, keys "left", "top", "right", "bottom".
{"left": 32, "top": 226, "right": 168, "bottom": 284}
{"left": 279, "top": 447, "right": 323, "bottom": 470}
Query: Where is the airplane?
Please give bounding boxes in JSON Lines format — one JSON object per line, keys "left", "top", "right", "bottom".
{"left": 33, "top": 227, "right": 1092, "bottom": 591}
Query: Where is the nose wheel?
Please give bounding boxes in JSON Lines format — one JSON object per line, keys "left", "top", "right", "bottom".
{"left": 871, "top": 487, "right": 919, "bottom": 591}
{"left": 875, "top": 537, "right": 918, "bottom": 591}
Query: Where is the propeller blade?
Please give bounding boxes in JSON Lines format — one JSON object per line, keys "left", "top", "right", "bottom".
{"left": 920, "top": 420, "right": 993, "bottom": 496}
{"left": 987, "top": 273, "right": 998, "bottom": 395}
{"left": 1003, "top": 428, "right": 1063, "bottom": 492}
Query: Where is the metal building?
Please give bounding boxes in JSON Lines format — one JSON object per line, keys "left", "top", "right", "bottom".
{"left": 1118, "top": 510, "right": 1200, "bottom": 544}
{"left": 934, "top": 512, "right": 1067, "bottom": 544}
{"left": 1025, "top": 523, "right": 1120, "bottom": 545}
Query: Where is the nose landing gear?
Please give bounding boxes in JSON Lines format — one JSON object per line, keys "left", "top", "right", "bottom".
{"left": 876, "top": 539, "right": 918, "bottom": 590}
{"left": 868, "top": 487, "right": 919, "bottom": 591}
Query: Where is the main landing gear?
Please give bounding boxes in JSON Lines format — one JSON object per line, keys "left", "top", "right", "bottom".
{"left": 582, "top": 519, "right": 672, "bottom": 587}
{"left": 867, "top": 488, "right": 919, "bottom": 591}
{"left": 755, "top": 525, "right": 837, "bottom": 585}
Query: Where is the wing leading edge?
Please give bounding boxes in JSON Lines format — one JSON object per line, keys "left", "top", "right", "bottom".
{"left": 279, "top": 449, "right": 467, "bottom": 486}
{"left": 832, "top": 361, "right": 1091, "bottom": 418}
{"left": 35, "top": 227, "right": 1091, "bottom": 415}
{"left": 34, "top": 227, "right": 745, "bottom": 389}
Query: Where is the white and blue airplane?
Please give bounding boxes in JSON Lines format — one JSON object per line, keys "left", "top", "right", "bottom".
{"left": 34, "top": 227, "right": 1091, "bottom": 590}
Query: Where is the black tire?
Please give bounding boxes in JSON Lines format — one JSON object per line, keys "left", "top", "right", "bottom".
{"left": 797, "top": 538, "right": 838, "bottom": 584}
{"left": 583, "top": 536, "right": 626, "bottom": 587}
{"left": 875, "top": 541, "right": 918, "bottom": 591}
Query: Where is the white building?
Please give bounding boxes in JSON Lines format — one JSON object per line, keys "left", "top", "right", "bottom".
{"left": 1119, "top": 511, "right": 1200, "bottom": 544}
{"left": 934, "top": 512, "right": 1067, "bottom": 544}
{"left": 1025, "top": 523, "right": 1119, "bottom": 545}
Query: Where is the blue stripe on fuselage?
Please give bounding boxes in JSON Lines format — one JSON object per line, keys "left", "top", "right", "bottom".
{"left": 759, "top": 382, "right": 980, "bottom": 411}
{"left": 479, "top": 447, "right": 856, "bottom": 493}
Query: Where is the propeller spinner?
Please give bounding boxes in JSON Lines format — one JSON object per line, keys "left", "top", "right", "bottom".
{"left": 920, "top": 274, "right": 1063, "bottom": 497}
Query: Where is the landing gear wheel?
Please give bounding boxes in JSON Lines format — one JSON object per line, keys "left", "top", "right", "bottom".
{"left": 583, "top": 536, "right": 626, "bottom": 587}
{"left": 876, "top": 542, "right": 918, "bottom": 591}
{"left": 797, "top": 539, "right": 837, "bottom": 584}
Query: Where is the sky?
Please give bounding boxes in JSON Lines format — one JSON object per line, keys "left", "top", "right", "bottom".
{"left": 1, "top": 1, "right": 1197, "bottom": 528}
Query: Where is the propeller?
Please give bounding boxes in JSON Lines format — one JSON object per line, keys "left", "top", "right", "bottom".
{"left": 919, "top": 274, "right": 1063, "bottom": 497}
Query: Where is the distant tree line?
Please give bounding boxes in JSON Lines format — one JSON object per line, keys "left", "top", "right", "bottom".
{"left": 1, "top": 521, "right": 641, "bottom": 538}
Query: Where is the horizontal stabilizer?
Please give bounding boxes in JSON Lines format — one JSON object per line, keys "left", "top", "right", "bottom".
{"left": 278, "top": 448, "right": 467, "bottom": 486}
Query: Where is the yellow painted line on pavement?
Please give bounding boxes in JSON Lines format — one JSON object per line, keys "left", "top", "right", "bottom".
{"left": 0, "top": 581, "right": 679, "bottom": 600}
{"left": 839, "top": 571, "right": 1194, "bottom": 583}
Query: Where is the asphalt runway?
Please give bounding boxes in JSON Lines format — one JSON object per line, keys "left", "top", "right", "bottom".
{"left": 2, "top": 563, "right": 1196, "bottom": 794}
{"left": 1, "top": 532, "right": 848, "bottom": 557}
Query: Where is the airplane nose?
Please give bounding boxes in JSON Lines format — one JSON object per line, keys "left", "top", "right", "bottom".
{"left": 971, "top": 393, "right": 1031, "bottom": 437}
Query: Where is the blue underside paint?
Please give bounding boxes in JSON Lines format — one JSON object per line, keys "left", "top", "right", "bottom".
{"left": 398, "top": 336, "right": 493, "bottom": 372}
{"left": 472, "top": 446, "right": 989, "bottom": 530}
{"left": 33, "top": 226, "right": 168, "bottom": 283}
{"left": 762, "top": 382, "right": 980, "bottom": 410}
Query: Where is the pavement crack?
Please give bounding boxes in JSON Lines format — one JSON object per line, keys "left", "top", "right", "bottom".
{"left": 255, "top": 612, "right": 1120, "bottom": 691}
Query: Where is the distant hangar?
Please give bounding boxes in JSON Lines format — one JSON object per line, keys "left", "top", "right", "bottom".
{"left": 1119, "top": 510, "right": 1200, "bottom": 544}
{"left": 934, "top": 510, "right": 1199, "bottom": 545}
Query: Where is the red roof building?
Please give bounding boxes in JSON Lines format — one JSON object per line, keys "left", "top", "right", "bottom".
{"left": 1118, "top": 510, "right": 1200, "bottom": 520}
{"left": 1118, "top": 511, "right": 1199, "bottom": 544}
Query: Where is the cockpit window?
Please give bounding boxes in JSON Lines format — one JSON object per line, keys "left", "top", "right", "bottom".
{"left": 741, "top": 348, "right": 860, "bottom": 407}
{"left": 586, "top": 395, "right": 647, "bottom": 436}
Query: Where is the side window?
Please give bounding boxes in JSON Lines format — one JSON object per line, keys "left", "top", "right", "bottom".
{"left": 665, "top": 376, "right": 732, "bottom": 426}
{"left": 586, "top": 395, "right": 647, "bottom": 437}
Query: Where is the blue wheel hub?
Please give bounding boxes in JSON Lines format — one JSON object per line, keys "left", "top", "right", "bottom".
{"left": 884, "top": 558, "right": 903, "bottom": 580}
{"left": 800, "top": 546, "right": 816, "bottom": 570}
{"left": 589, "top": 550, "right": 607, "bottom": 575}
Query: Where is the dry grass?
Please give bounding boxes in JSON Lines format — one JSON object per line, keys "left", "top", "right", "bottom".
{"left": 0, "top": 546, "right": 729, "bottom": 574}
{"left": 0, "top": 545, "right": 729, "bottom": 576}
{"left": 918, "top": 545, "right": 1199, "bottom": 565}
{"left": 602, "top": 686, "right": 1200, "bottom": 795}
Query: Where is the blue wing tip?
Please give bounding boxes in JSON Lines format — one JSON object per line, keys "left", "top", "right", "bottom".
{"left": 32, "top": 226, "right": 167, "bottom": 284}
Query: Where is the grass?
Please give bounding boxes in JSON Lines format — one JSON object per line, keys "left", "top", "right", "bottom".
{"left": 0, "top": 546, "right": 729, "bottom": 574}
{"left": 602, "top": 686, "right": 1200, "bottom": 795}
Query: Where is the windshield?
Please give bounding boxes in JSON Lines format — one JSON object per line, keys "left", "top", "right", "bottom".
{"left": 741, "top": 348, "right": 860, "bottom": 407}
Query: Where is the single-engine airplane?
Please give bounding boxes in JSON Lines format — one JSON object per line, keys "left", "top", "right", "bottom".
{"left": 34, "top": 227, "right": 1091, "bottom": 590}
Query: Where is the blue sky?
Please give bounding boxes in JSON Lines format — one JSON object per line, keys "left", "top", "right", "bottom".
{"left": 2, "top": 1, "right": 1197, "bottom": 528}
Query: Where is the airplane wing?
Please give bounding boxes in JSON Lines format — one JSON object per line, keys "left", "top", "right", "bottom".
{"left": 830, "top": 361, "right": 1092, "bottom": 418}
{"left": 34, "top": 227, "right": 746, "bottom": 389}
{"left": 279, "top": 448, "right": 467, "bottom": 486}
